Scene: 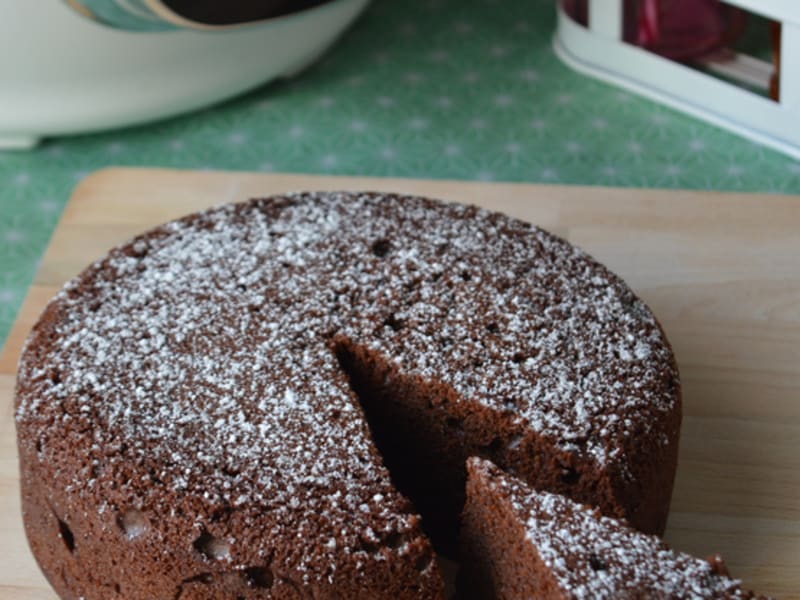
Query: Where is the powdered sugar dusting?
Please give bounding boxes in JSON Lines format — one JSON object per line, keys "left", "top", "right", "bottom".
{"left": 470, "top": 458, "right": 753, "bottom": 599}
{"left": 16, "top": 192, "right": 678, "bottom": 579}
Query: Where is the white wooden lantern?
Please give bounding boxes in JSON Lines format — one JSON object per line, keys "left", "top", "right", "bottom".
{"left": 554, "top": 0, "right": 800, "bottom": 159}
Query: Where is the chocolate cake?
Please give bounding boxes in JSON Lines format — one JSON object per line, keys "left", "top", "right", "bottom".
{"left": 462, "top": 457, "right": 766, "bottom": 599}
{"left": 15, "top": 192, "right": 681, "bottom": 599}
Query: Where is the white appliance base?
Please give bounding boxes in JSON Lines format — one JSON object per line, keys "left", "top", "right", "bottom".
{"left": 0, "top": 135, "right": 40, "bottom": 151}
{"left": 0, "top": 0, "right": 369, "bottom": 150}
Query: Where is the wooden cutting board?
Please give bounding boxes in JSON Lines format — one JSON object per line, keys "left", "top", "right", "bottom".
{"left": 1, "top": 168, "right": 798, "bottom": 599}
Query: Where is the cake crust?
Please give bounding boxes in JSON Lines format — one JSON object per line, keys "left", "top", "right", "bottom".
{"left": 462, "top": 457, "right": 768, "bottom": 600}
{"left": 15, "top": 192, "right": 681, "bottom": 598}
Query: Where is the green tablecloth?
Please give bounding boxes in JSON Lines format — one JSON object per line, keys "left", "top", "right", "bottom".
{"left": 1, "top": 0, "right": 799, "bottom": 347}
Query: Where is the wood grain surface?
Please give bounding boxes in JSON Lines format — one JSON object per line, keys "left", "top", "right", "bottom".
{"left": 1, "top": 168, "right": 798, "bottom": 599}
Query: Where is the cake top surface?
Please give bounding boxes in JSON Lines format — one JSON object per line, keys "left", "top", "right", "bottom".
{"left": 469, "top": 457, "right": 756, "bottom": 599}
{"left": 16, "top": 192, "right": 678, "bottom": 572}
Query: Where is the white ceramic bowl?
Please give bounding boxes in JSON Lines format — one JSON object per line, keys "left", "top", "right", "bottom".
{"left": 0, "top": 0, "right": 369, "bottom": 149}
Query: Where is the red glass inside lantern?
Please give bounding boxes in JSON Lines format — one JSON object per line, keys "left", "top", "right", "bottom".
{"left": 560, "top": 0, "right": 780, "bottom": 101}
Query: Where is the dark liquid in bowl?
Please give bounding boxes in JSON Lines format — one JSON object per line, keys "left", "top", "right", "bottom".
{"left": 163, "top": 0, "right": 337, "bottom": 25}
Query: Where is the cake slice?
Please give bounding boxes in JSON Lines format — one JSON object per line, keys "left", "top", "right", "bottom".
{"left": 461, "top": 457, "right": 768, "bottom": 599}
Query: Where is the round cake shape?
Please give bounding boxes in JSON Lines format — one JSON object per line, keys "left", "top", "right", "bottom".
{"left": 15, "top": 192, "right": 681, "bottom": 599}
